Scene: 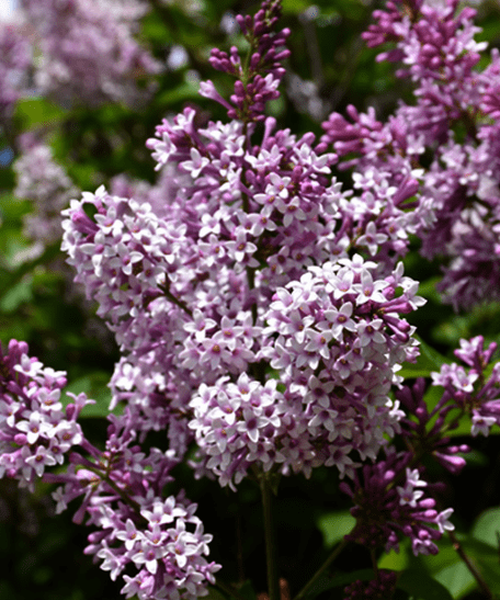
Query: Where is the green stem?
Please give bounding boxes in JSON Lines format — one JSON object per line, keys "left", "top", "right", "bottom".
{"left": 448, "top": 530, "right": 493, "bottom": 599}
{"left": 83, "top": 463, "right": 148, "bottom": 526}
{"left": 261, "top": 474, "right": 280, "bottom": 600}
{"left": 293, "top": 538, "right": 348, "bottom": 600}
{"left": 159, "top": 282, "right": 193, "bottom": 316}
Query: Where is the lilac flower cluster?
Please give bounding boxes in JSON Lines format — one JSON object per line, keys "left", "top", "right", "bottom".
{"left": 392, "top": 336, "right": 500, "bottom": 477}
{"left": 0, "top": 21, "right": 31, "bottom": 122}
{"left": 341, "top": 451, "right": 454, "bottom": 557}
{"left": 345, "top": 334, "right": 500, "bottom": 565}
{"left": 321, "top": 0, "right": 500, "bottom": 309}
{"left": 0, "top": 339, "right": 88, "bottom": 492}
{"left": 20, "top": 0, "right": 161, "bottom": 107}
{"left": 47, "top": 416, "right": 220, "bottom": 600}
{"left": 0, "top": 338, "right": 220, "bottom": 600}
{"left": 188, "top": 256, "right": 422, "bottom": 488}
{"left": 62, "top": 183, "right": 205, "bottom": 453}
{"left": 14, "top": 141, "right": 79, "bottom": 247}
{"left": 62, "top": 0, "right": 428, "bottom": 493}
{"left": 431, "top": 336, "right": 500, "bottom": 437}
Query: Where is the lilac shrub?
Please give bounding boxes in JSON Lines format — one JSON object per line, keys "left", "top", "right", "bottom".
{"left": 60, "top": 0, "right": 424, "bottom": 497}
{"left": 3, "top": 1, "right": 500, "bottom": 599}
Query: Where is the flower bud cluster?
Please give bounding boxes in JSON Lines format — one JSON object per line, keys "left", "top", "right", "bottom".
{"left": 396, "top": 377, "right": 470, "bottom": 475}
{"left": 0, "top": 339, "right": 89, "bottom": 491}
{"left": 202, "top": 0, "right": 290, "bottom": 122}
{"left": 341, "top": 451, "right": 454, "bottom": 556}
{"left": 343, "top": 569, "right": 397, "bottom": 600}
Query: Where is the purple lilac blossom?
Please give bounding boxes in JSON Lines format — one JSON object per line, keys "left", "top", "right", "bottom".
{"left": 14, "top": 141, "right": 80, "bottom": 246}
{"left": 0, "top": 339, "right": 89, "bottom": 492}
{"left": 20, "top": 0, "right": 162, "bottom": 107}
{"left": 431, "top": 336, "right": 500, "bottom": 437}
{"left": 0, "top": 339, "right": 220, "bottom": 600}
{"left": 187, "top": 257, "right": 423, "bottom": 489}
{"left": 322, "top": 0, "right": 500, "bottom": 310}
{"left": 341, "top": 450, "right": 454, "bottom": 556}
{"left": 0, "top": 21, "right": 31, "bottom": 122}
{"left": 60, "top": 0, "right": 426, "bottom": 496}
{"left": 46, "top": 415, "right": 220, "bottom": 600}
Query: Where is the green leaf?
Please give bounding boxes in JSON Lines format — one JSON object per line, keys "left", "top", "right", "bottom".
{"left": 316, "top": 510, "right": 355, "bottom": 549}
{"left": 419, "top": 535, "right": 460, "bottom": 576}
{"left": 433, "top": 562, "right": 476, "bottom": 599}
{"left": 15, "top": 97, "right": 65, "bottom": 129}
{"left": 0, "top": 193, "right": 30, "bottom": 220}
{"left": 64, "top": 372, "right": 115, "bottom": 418}
{"left": 413, "top": 531, "right": 500, "bottom": 600}
{"left": 397, "top": 570, "right": 454, "bottom": 600}
{"left": 157, "top": 81, "right": 200, "bottom": 106}
{"left": 399, "top": 335, "right": 448, "bottom": 379}
{"left": 445, "top": 413, "right": 473, "bottom": 438}
{"left": 0, "top": 274, "right": 34, "bottom": 312}
{"left": 282, "top": 0, "right": 310, "bottom": 14}
{"left": 463, "top": 539, "right": 500, "bottom": 593}
{"left": 471, "top": 508, "right": 500, "bottom": 549}
{"left": 141, "top": 13, "right": 173, "bottom": 44}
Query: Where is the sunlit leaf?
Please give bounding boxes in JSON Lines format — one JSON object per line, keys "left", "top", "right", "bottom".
{"left": 471, "top": 508, "right": 500, "bottom": 549}
{"left": 433, "top": 562, "right": 476, "bottom": 599}
{"left": 316, "top": 510, "right": 355, "bottom": 548}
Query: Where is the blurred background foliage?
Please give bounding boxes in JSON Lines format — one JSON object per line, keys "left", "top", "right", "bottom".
{"left": 2, "top": 0, "right": 500, "bottom": 599}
